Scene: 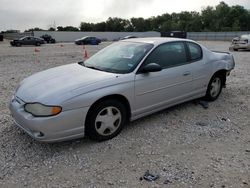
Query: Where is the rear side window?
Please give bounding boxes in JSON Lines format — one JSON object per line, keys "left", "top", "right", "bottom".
{"left": 143, "top": 42, "right": 187, "bottom": 68}
{"left": 187, "top": 42, "right": 202, "bottom": 61}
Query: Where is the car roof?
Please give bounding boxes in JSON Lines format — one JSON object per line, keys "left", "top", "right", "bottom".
{"left": 20, "top": 36, "right": 33, "bottom": 39}
{"left": 122, "top": 37, "right": 194, "bottom": 45}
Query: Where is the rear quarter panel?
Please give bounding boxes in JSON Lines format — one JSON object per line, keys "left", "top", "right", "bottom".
{"left": 202, "top": 47, "right": 235, "bottom": 84}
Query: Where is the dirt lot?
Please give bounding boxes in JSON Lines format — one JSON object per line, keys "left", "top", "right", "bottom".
{"left": 0, "top": 40, "right": 249, "bottom": 188}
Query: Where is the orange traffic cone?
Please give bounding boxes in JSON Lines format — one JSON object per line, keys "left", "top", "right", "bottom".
{"left": 34, "top": 48, "right": 40, "bottom": 52}
{"left": 83, "top": 46, "right": 89, "bottom": 59}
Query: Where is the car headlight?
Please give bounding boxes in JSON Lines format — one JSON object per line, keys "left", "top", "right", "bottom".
{"left": 24, "top": 103, "right": 62, "bottom": 117}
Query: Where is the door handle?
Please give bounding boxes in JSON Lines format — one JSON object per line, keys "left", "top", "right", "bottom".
{"left": 183, "top": 72, "right": 191, "bottom": 76}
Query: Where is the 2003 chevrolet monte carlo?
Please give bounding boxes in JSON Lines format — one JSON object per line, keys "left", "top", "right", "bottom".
{"left": 9, "top": 38, "right": 235, "bottom": 142}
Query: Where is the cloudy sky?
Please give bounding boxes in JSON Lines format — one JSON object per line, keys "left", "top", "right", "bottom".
{"left": 0, "top": 0, "right": 249, "bottom": 31}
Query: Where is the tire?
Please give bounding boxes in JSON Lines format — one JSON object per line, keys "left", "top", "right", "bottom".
{"left": 16, "top": 42, "right": 21, "bottom": 47}
{"left": 36, "top": 42, "right": 41, "bottom": 46}
{"left": 85, "top": 99, "right": 127, "bottom": 141}
{"left": 205, "top": 74, "right": 223, "bottom": 101}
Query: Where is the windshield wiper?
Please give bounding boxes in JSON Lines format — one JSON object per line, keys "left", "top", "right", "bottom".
{"left": 78, "top": 61, "right": 85, "bottom": 66}
{"left": 85, "top": 65, "right": 103, "bottom": 71}
{"left": 79, "top": 61, "right": 104, "bottom": 71}
{"left": 79, "top": 62, "right": 117, "bottom": 73}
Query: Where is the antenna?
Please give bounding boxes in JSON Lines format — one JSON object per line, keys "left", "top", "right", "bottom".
{"left": 53, "top": 21, "right": 56, "bottom": 30}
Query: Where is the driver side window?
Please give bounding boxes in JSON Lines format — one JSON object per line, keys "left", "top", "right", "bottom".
{"left": 143, "top": 42, "right": 187, "bottom": 69}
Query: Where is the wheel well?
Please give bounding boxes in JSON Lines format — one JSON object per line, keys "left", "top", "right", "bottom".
{"left": 213, "top": 70, "right": 227, "bottom": 86}
{"left": 86, "top": 94, "right": 131, "bottom": 122}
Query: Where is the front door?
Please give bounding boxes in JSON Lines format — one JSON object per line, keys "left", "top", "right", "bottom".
{"left": 22, "top": 37, "right": 30, "bottom": 45}
{"left": 134, "top": 42, "right": 193, "bottom": 116}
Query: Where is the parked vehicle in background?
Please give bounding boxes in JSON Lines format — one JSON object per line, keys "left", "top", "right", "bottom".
{"left": 0, "top": 34, "right": 3, "bottom": 41}
{"left": 120, "top": 36, "right": 138, "bottom": 40}
{"left": 40, "top": 34, "right": 56, "bottom": 43}
{"left": 9, "top": 38, "right": 235, "bottom": 142}
{"left": 75, "top": 36, "right": 101, "bottom": 45}
{"left": 161, "top": 31, "right": 187, "bottom": 38}
{"left": 230, "top": 34, "right": 250, "bottom": 51}
{"left": 10, "top": 36, "right": 45, "bottom": 47}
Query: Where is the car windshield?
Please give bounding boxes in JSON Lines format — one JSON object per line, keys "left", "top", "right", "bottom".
{"left": 19, "top": 37, "right": 27, "bottom": 40}
{"left": 83, "top": 42, "right": 153, "bottom": 74}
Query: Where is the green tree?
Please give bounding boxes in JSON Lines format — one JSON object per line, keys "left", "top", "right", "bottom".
{"left": 57, "top": 26, "right": 79, "bottom": 31}
{"left": 105, "top": 17, "right": 128, "bottom": 31}
{"left": 48, "top": 27, "right": 55, "bottom": 31}
{"left": 80, "top": 22, "right": 94, "bottom": 31}
{"left": 93, "top": 22, "right": 106, "bottom": 31}
{"left": 130, "top": 17, "right": 151, "bottom": 32}
{"left": 76, "top": 2, "right": 250, "bottom": 32}
{"left": 215, "top": 1, "right": 231, "bottom": 31}
{"left": 25, "top": 27, "right": 43, "bottom": 32}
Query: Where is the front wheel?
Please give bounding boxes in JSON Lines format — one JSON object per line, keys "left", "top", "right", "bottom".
{"left": 16, "top": 42, "right": 21, "bottom": 47}
{"left": 205, "top": 74, "right": 223, "bottom": 101}
{"left": 85, "top": 99, "right": 127, "bottom": 141}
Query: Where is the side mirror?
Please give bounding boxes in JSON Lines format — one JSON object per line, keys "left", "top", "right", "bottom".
{"left": 140, "top": 63, "right": 162, "bottom": 73}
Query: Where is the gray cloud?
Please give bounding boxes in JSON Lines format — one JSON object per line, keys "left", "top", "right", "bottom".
{"left": 101, "top": 0, "right": 155, "bottom": 18}
{"left": 0, "top": 0, "right": 85, "bottom": 31}
{"left": 0, "top": 0, "right": 249, "bottom": 31}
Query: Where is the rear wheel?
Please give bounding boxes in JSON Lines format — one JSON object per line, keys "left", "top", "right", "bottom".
{"left": 85, "top": 99, "right": 127, "bottom": 141}
{"left": 205, "top": 74, "right": 223, "bottom": 101}
{"left": 36, "top": 42, "right": 41, "bottom": 46}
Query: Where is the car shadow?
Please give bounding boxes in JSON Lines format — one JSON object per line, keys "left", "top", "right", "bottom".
{"left": 123, "top": 99, "right": 202, "bottom": 132}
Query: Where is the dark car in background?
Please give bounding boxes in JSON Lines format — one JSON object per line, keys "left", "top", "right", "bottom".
{"left": 161, "top": 31, "right": 187, "bottom": 39}
{"left": 75, "top": 36, "right": 101, "bottom": 45}
{"left": 10, "top": 36, "right": 45, "bottom": 47}
{"left": 0, "top": 34, "right": 3, "bottom": 42}
{"left": 40, "top": 34, "right": 56, "bottom": 43}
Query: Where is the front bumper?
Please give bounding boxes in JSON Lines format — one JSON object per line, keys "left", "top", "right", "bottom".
{"left": 9, "top": 96, "right": 89, "bottom": 142}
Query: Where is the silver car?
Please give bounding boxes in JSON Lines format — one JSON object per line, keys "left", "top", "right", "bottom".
{"left": 230, "top": 34, "right": 250, "bottom": 51}
{"left": 9, "top": 38, "right": 235, "bottom": 142}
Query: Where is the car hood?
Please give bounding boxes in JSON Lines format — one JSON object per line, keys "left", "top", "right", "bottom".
{"left": 16, "top": 63, "right": 118, "bottom": 104}
{"left": 75, "top": 39, "right": 82, "bottom": 42}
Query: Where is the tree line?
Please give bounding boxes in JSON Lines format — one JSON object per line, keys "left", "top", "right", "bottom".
{"left": 25, "top": 2, "right": 250, "bottom": 32}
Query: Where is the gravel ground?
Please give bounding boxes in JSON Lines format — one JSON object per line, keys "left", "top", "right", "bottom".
{"left": 0, "top": 40, "right": 249, "bottom": 188}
